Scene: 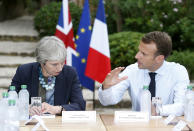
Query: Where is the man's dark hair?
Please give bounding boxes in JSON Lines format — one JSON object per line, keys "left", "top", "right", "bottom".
{"left": 142, "top": 31, "right": 172, "bottom": 59}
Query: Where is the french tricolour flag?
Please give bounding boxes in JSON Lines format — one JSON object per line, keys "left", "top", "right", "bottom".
{"left": 85, "top": 0, "right": 111, "bottom": 83}
{"left": 55, "top": 0, "right": 76, "bottom": 66}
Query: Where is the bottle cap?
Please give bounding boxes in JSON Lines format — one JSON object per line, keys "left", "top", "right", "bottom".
{"left": 143, "top": 85, "right": 149, "bottom": 90}
{"left": 9, "top": 86, "right": 16, "bottom": 91}
{"left": 21, "top": 85, "right": 27, "bottom": 89}
{"left": 187, "top": 85, "right": 193, "bottom": 90}
{"left": 2, "top": 92, "right": 8, "bottom": 98}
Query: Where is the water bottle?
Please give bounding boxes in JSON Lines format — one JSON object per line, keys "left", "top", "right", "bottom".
{"left": 184, "top": 85, "right": 194, "bottom": 121}
{"left": 4, "top": 99, "right": 19, "bottom": 131}
{"left": 0, "top": 92, "right": 9, "bottom": 131}
{"left": 186, "top": 100, "right": 194, "bottom": 122}
{"left": 184, "top": 86, "right": 193, "bottom": 118}
{"left": 0, "top": 92, "right": 9, "bottom": 106}
{"left": 186, "top": 85, "right": 193, "bottom": 100}
{"left": 18, "top": 85, "right": 29, "bottom": 120}
{"left": 140, "top": 85, "right": 151, "bottom": 117}
{"left": 8, "top": 86, "right": 18, "bottom": 106}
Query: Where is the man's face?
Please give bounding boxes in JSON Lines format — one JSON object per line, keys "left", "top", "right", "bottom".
{"left": 135, "top": 41, "right": 159, "bottom": 71}
{"left": 42, "top": 60, "right": 65, "bottom": 77}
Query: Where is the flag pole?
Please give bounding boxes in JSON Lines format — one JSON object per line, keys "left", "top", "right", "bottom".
{"left": 93, "top": 82, "right": 96, "bottom": 110}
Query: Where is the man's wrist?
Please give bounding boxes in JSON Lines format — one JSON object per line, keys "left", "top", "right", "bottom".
{"left": 101, "top": 85, "right": 104, "bottom": 90}
{"left": 102, "top": 84, "right": 110, "bottom": 90}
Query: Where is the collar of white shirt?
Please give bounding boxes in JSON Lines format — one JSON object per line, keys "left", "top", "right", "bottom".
{"left": 145, "top": 60, "right": 167, "bottom": 76}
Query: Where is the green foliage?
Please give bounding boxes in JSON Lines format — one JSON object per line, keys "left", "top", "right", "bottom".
{"left": 25, "top": 0, "right": 39, "bottom": 15}
{"left": 179, "top": 17, "right": 194, "bottom": 44}
{"left": 167, "top": 50, "right": 194, "bottom": 79}
{"left": 104, "top": 0, "right": 118, "bottom": 34}
{"left": 34, "top": 2, "right": 81, "bottom": 37}
{"left": 109, "top": 31, "right": 144, "bottom": 69}
{"left": 106, "top": 0, "right": 194, "bottom": 50}
{"left": 34, "top": 2, "right": 60, "bottom": 37}
{"left": 88, "top": 0, "right": 117, "bottom": 34}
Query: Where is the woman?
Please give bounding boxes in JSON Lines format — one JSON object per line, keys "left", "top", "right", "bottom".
{"left": 11, "top": 36, "right": 85, "bottom": 115}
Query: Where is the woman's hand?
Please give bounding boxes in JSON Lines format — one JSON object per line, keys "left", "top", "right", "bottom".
{"left": 41, "top": 102, "right": 62, "bottom": 115}
{"left": 29, "top": 105, "right": 42, "bottom": 116}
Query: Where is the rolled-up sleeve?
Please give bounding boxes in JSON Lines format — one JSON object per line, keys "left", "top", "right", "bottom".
{"left": 160, "top": 65, "right": 189, "bottom": 116}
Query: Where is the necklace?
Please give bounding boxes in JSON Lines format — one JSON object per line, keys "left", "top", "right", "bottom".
{"left": 39, "top": 67, "right": 56, "bottom": 90}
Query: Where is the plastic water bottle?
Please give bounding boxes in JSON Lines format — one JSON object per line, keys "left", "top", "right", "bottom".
{"left": 186, "top": 85, "right": 193, "bottom": 101}
{"left": 140, "top": 85, "right": 151, "bottom": 117}
{"left": 184, "top": 86, "right": 193, "bottom": 118}
{"left": 0, "top": 92, "right": 9, "bottom": 107}
{"left": 184, "top": 85, "right": 194, "bottom": 121}
{"left": 4, "top": 99, "right": 19, "bottom": 131}
{"left": 0, "top": 92, "right": 9, "bottom": 131}
{"left": 8, "top": 86, "right": 18, "bottom": 106}
{"left": 19, "top": 85, "right": 29, "bottom": 120}
{"left": 186, "top": 100, "right": 194, "bottom": 122}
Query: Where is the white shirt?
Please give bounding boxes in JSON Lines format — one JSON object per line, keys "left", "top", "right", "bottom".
{"left": 98, "top": 61, "right": 190, "bottom": 116}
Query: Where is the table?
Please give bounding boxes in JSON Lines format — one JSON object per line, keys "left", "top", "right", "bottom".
{"left": 19, "top": 114, "right": 194, "bottom": 131}
{"left": 100, "top": 114, "right": 194, "bottom": 131}
{"left": 20, "top": 114, "right": 106, "bottom": 131}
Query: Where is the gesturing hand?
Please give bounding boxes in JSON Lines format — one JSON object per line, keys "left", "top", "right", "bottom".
{"left": 102, "top": 67, "right": 128, "bottom": 90}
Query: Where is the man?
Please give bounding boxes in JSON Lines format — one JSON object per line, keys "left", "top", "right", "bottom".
{"left": 98, "top": 31, "right": 189, "bottom": 116}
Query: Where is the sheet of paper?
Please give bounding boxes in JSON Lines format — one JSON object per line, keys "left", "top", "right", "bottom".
{"left": 114, "top": 111, "right": 149, "bottom": 123}
{"left": 164, "top": 114, "right": 175, "bottom": 125}
{"left": 40, "top": 113, "right": 55, "bottom": 119}
{"left": 62, "top": 111, "right": 96, "bottom": 123}
{"left": 173, "top": 120, "right": 187, "bottom": 131}
{"left": 24, "top": 115, "right": 49, "bottom": 131}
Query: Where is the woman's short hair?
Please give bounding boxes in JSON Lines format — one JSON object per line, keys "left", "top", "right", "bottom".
{"left": 35, "top": 36, "right": 66, "bottom": 64}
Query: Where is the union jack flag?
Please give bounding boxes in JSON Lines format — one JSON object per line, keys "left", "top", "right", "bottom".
{"left": 55, "top": 0, "right": 76, "bottom": 65}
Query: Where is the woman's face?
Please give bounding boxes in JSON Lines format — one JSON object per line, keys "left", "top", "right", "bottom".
{"left": 41, "top": 60, "right": 65, "bottom": 77}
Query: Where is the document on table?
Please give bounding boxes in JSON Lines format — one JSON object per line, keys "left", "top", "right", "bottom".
{"left": 40, "top": 113, "right": 55, "bottom": 118}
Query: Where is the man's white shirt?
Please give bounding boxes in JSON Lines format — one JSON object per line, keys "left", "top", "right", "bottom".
{"left": 98, "top": 61, "right": 190, "bottom": 116}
